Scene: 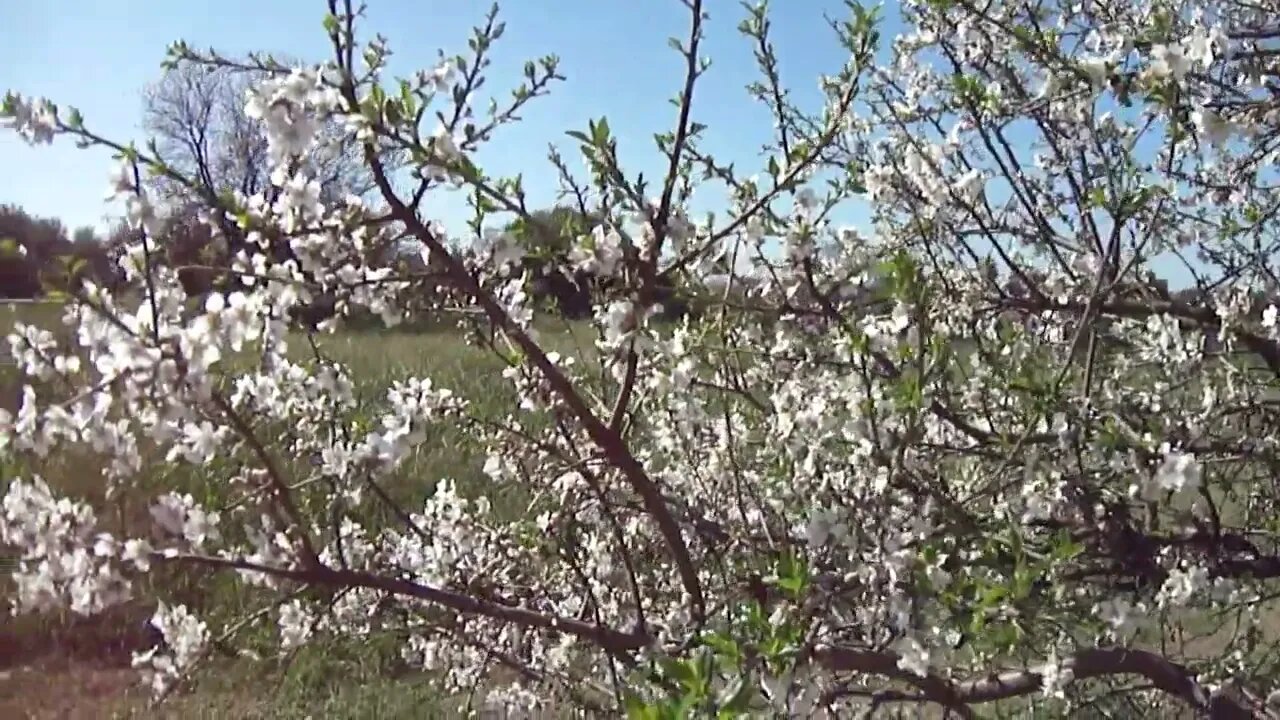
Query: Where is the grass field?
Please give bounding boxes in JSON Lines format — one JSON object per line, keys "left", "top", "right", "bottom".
{"left": 0, "top": 300, "right": 597, "bottom": 719}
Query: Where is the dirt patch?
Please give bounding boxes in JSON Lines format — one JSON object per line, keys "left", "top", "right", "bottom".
{"left": 0, "top": 662, "right": 140, "bottom": 720}
{"left": 0, "top": 601, "right": 160, "bottom": 718}
{"left": 0, "top": 603, "right": 159, "bottom": 672}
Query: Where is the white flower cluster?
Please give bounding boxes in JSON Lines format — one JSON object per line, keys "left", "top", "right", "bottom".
{"left": 386, "top": 479, "right": 493, "bottom": 587}
{"left": 0, "top": 477, "right": 130, "bottom": 615}
{"left": 1143, "top": 446, "right": 1202, "bottom": 500}
{"left": 131, "top": 603, "right": 210, "bottom": 696}
{"left": 0, "top": 91, "right": 57, "bottom": 145}
{"left": 149, "top": 493, "right": 221, "bottom": 550}
{"left": 568, "top": 225, "right": 624, "bottom": 277}
{"left": 244, "top": 67, "right": 342, "bottom": 176}
{"left": 354, "top": 376, "right": 464, "bottom": 473}
{"left": 1147, "top": 26, "right": 1226, "bottom": 83}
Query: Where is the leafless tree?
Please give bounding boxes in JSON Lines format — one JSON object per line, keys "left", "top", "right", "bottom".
{"left": 142, "top": 61, "right": 381, "bottom": 205}
{"left": 141, "top": 61, "right": 405, "bottom": 299}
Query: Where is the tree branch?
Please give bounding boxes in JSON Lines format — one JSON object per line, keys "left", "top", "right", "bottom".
{"left": 813, "top": 645, "right": 1259, "bottom": 718}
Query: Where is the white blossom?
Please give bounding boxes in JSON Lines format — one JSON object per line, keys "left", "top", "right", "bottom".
{"left": 133, "top": 603, "right": 209, "bottom": 696}
{"left": 1149, "top": 43, "right": 1191, "bottom": 81}
{"left": 893, "top": 635, "right": 932, "bottom": 678}
{"left": 278, "top": 599, "right": 315, "bottom": 649}
{"left": 1145, "top": 448, "right": 1202, "bottom": 499}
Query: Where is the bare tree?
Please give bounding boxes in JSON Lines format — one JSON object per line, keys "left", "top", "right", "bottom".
{"left": 141, "top": 61, "right": 404, "bottom": 298}
{"left": 143, "top": 63, "right": 261, "bottom": 201}
{"left": 142, "top": 62, "right": 379, "bottom": 205}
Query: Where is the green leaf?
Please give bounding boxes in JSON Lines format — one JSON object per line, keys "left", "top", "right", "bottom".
{"left": 979, "top": 584, "right": 1008, "bottom": 608}
{"left": 624, "top": 693, "right": 659, "bottom": 720}
{"left": 951, "top": 74, "right": 984, "bottom": 103}
{"left": 592, "top": 116, "right": 612, "bottom": 146}
{"left": 1050, "top": 531, "right": 1084, "bottom": 562}
{"left": 986, "top": 621, "right": 1019, "bottom": 651}
{"left": 717, "top": 675, "right": 753, "bottom": 716}
{"left": 1087, "top": 188, "right": 1107, "bottom": 209}
{"left": 702, "top": 632, "right": 741, "bottom": 666}
{"left": 383, "top": 98, "right": 402, "bottom": 124}
{"left": 1012, "top": 564, "right": 1034, "bottom": 599}
{"left": 452, "top": 154, "right": 483, "bottom": 182}
{"left": 788, "top": 140, "right": 811, "bottom": 165}
{"left": 774, "top": 552, "right": 809, "bottom": 598}
{"left": 743, "top": 600, "right": 767, "bottom": 634}
{"left": 661, "top": 657, "right": 698, "bottom": 691}
{"left": 323, "top": 13, "right": 340, "bottom": 34}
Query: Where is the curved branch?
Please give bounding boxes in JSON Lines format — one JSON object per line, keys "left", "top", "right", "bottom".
{"left": 155, "top": 552, "right": 647, "bottom": 653}
{"left": 813, "top": 645, "right": 1259, "bottom": 718}
{"left": 652, "top": 0, "right": 704, "bottom": 260}
{"left": 1001, "top": 295, "right": 1280, "bottom": 378}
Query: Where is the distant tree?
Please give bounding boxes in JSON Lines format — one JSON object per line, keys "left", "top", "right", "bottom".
{"left": 143, "top": 62, "right": 381, "bottom": 205}
{"left": 501, "top": 205, "right": 604, "bottom": 318}
{"left": 71, "top": 226, "right": 98, "bottom": 245}
{"left": 504, "top": 205, "right": 601, "bottom": 261}
{"left": 0, "top": 205, "right": 121, "bottom": 298}
{"left": 500, "top": 205, "right": 698, "bottom": 320}
{"left": 0, "top": 204, "right": 66, "bottom": 298}
{"left": 142, "top": 61, "right": 404, "bottom": 301}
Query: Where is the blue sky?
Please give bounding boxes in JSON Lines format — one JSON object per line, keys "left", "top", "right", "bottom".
{"left": 1, "top": 0, "right": 868, "bottom": 236}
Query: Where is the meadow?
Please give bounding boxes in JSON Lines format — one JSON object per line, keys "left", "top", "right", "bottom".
{"left": 0, "top": 300, "right": 593, "bottom": 719}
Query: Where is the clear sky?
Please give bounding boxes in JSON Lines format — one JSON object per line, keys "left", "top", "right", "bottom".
{"left": 1, "top": 0, "right": 866, "bottom": 236}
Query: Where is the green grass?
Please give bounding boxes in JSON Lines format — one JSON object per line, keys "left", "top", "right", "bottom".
{"left": 0, "top": 301, "right": 599, "bottom": 718}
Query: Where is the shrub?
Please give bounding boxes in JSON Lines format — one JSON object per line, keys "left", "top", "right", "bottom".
{"left": 4, "top": 1, "right": 1280, "bottom": 716}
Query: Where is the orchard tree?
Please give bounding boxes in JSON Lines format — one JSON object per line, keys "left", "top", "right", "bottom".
{"left": 5, "top": 0, "right": 1280, "bottom": 717}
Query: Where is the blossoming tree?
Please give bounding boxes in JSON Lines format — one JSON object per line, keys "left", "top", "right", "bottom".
{"left": 5, "top": 0, "right": 1280, "bottom": 715}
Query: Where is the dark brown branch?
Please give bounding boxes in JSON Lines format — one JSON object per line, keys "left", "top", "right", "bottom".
{"left": 156, "top": 552, "right": 647, "bottom": 653}
{"left": 211, "top": 392, "right": 320, "bottom": 568}
{"left": 651, "top": 0, "right": 704, "bottom": 262}
{"left": 813, "top": 645, "right": 1257, "bottom": 718}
